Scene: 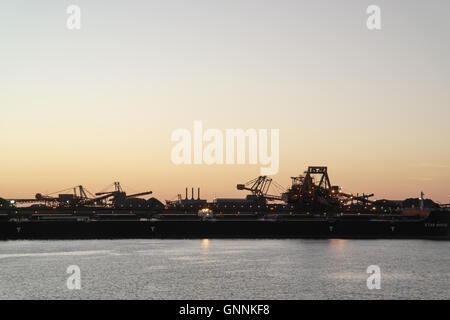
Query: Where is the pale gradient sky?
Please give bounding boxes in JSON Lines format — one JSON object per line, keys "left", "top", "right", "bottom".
{"left": 0, "top": 0, "right": 449, "bottom": 202}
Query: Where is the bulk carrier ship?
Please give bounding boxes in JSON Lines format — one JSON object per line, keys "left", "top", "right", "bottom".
{"left": 0, "top": 167, "right": 449, "bottom": 239}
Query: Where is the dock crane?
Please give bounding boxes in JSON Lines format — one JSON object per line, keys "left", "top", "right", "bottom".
{"left": 94, "top": 182, "right": 152, "bottom": 205}
{"left": 237, "top": 176, "right": 282, "bottom": 201}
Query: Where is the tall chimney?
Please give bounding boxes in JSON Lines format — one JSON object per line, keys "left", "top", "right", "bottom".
{"left": 185, "top": 188, "right": 188, "bottom": 200}
{"left": 198, "top": 188, "right": 200, "bottom": 200}
{"left": 420, "top": 191, "right": 424, "bottom": 211}
{"left": 191, "top": 187, "right": 194, "bottom": 200}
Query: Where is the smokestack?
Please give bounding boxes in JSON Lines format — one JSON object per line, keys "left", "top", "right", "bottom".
{"left": 198, "top": 188, "right": 200, "bottom": 200}
{"left": 185, "top": 188, "right": 188, "bottom": 200}
{"left": 191, "top": 187, "right": 194, "bottom": 200}
{"left": 420, "top": 191, "right": 424, "bottom": 211}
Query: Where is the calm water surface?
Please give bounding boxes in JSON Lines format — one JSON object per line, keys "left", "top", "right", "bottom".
{"left": 0, "top": 239, "right": 448, "bottom": 299}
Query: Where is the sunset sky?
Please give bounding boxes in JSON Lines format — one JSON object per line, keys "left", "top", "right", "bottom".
{"left": 1, "top": 1, "right": 449, "bottom": 203}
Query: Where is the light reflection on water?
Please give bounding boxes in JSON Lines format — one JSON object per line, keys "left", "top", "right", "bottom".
{"left": 0, "top": 239, "right": 448, "bottom": 299}
{"left": 201, "top": 238, "right": 210, "bottom": 250}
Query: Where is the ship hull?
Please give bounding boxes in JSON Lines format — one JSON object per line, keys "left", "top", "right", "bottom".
{"left": 0, "top": 211, "right": 448, "bottom": 240}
